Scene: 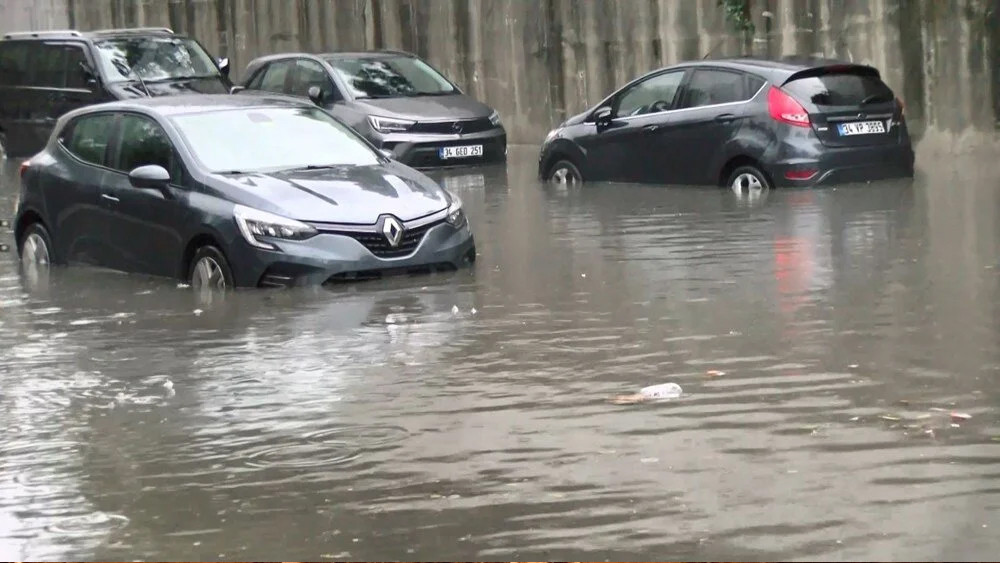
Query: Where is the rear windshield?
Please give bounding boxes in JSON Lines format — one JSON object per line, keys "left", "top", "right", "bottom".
{"left": 783, "top": 69, "right": 895, "bottom": 107}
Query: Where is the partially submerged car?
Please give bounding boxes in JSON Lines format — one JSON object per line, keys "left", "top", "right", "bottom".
{"left": 14, "top": 94, "right": 475, "bottom": 289}
{"left": 0, "top": 26, "right": 233, "bottom": 158}
{"left": 538, "top": 56, "right": 914, "bottom": 192}
{"left": 238, "top": 50, "right": 506, "bottom": 169}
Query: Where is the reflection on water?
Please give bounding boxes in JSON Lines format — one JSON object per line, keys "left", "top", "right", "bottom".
{"left": 1, "top": 149, "right": 999, "bottom": 561}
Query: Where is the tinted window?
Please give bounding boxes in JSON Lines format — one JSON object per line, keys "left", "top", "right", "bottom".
{"left": 326, "top": 55, "right": 455, "bottom": 99}
{"left": 0, "top": 41, "right": 31, "bottom": 86}
{"left": 32, "top": 43, "right": 66, "bottom": 87}
{"left": 93, "top": 36, "right": 218, "bottom": 83}
{"left": 615, "top": 71, "right": 684, "bottom": 117}
{"left": 258, "top": 61, "right": 292, "bottom": 93}
{"left": 64, "top": 114, "right": 116, "bottom": 166}
{"left": 170, "top": 107, "right": 380, "bottom": 173}
{"left": 679, "top": 69, "right": 759, "bottom": 109}
{"left": 290, "top": 58, "right": 338, "bottom": 100}
{"left": 63, "top": 45, "right": 91, "bottom": 89}
{"left": 783, "top": 70, "right": 895, "bottom": 107}
{"left": 116, "top": 114, "right": 178, "bottom": 180}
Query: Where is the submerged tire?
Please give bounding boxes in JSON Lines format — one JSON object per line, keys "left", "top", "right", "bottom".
{"left": 19, "top": 222, "right": 54, "bottom": 266}
{"left": 188, "top": 245, "right": 234, "bottom": 291}
{"left": 547, "top": 159, "right": 583, "bottom": 185}
{"left": 727, "top": 165, "right": 772, "bottom": 197}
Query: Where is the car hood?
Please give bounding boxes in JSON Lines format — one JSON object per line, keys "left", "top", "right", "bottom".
{"left": 353, "top": 94, "right": 493, "bottom": 121}
{"left": 216, "top": 163, "right": 449, "bottom": 224}
{"left": 108, "top": 76, "right": 230, "bottom": 99}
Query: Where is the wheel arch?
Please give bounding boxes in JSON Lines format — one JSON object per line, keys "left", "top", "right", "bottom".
{"left": 540, "top": 140, "right": 586, "bottom": 180}
{"left": 14, "top": 208, "right": 47, "bottom": 254}
{"left": 180, "top": 229, "right": 228, "bottom": 281}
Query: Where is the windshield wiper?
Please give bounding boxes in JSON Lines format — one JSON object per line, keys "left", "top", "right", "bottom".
{"left": 860, "top": 94, "right": 892, "bottom": 105}
{"left": 276, "top": 164, "right": 340, "bottom": 173}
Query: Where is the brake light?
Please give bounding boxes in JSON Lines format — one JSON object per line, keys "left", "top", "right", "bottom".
{"left": 767, "top": 86, "right": 810, "bottom": 127}
{"left": 19, "top": 160, "right": 30, "bottom": 178}
{"left": 785, "top": 169, "right": 818, "bottom": 180}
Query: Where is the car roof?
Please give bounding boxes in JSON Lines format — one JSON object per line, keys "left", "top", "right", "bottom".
{"left": 665, "top": 55, "right": 875, "bottom": 82}
{"left": 2, "top": 27, "right": 186, "bottom": 42}
{"left": 69, "top": 93, "right": 314, "bottom": 118}
{"left": 245, "top": 49, "right": 415, "bottom": 66}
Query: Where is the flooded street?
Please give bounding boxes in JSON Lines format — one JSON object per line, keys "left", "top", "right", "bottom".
{"left": 1, "top": 146, "right": 999, "bottom": 561}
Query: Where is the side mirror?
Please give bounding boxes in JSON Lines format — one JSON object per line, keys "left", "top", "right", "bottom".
{"left": 79, "top": 61, "right": 98, "bottom": 86}
{"left": 129, "top": 164, "right": 171, "bottom": 191}
{"left": 594, "top": 106, "right": 613, "bottom": 126}
{"left": 217, "top": 57, "right": 230, "bottom": 77}
{"left": 307, "top": 86, "right": 325, "bottom": 106}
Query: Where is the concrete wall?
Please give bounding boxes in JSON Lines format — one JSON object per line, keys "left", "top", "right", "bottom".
{"left": 2, "top": 0, "right": 997, "bottom": 147}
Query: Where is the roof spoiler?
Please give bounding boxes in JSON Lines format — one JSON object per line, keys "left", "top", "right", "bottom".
{"left": 781, "top": 63, "right": 880, "bottom": 86}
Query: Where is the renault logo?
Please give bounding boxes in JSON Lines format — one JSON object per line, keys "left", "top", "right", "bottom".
{"left": 382, "top": 216, "right": 404, "bottom": 247}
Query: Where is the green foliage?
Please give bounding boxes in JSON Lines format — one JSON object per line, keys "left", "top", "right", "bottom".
{"left": 718, "top": 0, "right": 755, "bottom": 35}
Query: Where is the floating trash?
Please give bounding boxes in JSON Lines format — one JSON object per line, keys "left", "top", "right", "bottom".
{"left": 706, "top": 370, "right": 726, "bottom": 377}
{"left": 610, "top": 382, "right": 682, "bottom": 404}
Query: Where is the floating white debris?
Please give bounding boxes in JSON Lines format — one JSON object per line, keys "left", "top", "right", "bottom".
{"left": 193, "top": 309, "right": 203, "bottom": 316}
{"left": 470, "top": 307, "right": 478, "bottom": 315}
{"left": 610, "top": 382, "right": 683, "bottom": 404}
{"left": 162, "top": 380, "right": 174, "bottom": 391}
{"left": 451, "top": 305, "right": 459, "bottom": 315}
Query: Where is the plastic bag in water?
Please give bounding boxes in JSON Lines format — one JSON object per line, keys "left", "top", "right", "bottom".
{"left": 639, "top": 382, "right": 683, "bottom": 400}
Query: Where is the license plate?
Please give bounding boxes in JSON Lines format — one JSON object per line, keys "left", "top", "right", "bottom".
{"left": 444, "top": 174, "right": 485, "bottom": 191}
{"left": 439, "top": 145, "right": 483, "bottom": 159}
{"left": 838, "top": 120, "right": 886, "bottom": 136}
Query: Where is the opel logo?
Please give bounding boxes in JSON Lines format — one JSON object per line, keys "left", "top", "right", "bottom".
{"left": 451, "top": 121, "right": 463, "bottom": 134}
{"left": 382, "top": 216, "right": 404, "bottom": 247}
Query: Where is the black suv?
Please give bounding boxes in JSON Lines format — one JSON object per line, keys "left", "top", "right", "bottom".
{"left": 538, "top": 57, "right": 914, "bottom": 191}
{"left": 0, "top": 26, "right": 232, "bottom": 158}
{"left": 238, "top": 50, "right": 506, "bottom": 169}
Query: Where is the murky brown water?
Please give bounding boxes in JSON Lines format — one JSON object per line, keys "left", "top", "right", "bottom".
{"left": 1, "top": 147, "right": 999, "bottom": 561}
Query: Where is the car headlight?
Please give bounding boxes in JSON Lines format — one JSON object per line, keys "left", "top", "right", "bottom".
{"left": 368, "top": 115, "right": 415, "bottom": 133}
{"left": 233, "top": 204, "right": 318, "bottom": 250}
{"left": 445, "top": 191, "right": 466, "bottom": 227}
{"left": 488, "top": 110, "right": 502, "bottom": 127}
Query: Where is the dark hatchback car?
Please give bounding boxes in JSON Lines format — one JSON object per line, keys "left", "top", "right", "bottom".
{"left": 238, "top": 50, "right": 506, "bottom": 169}
{"left": 13, "top": 94, "right": 475, "bottom": 290}
{"left": 538, "top": 57, "right": 914, "bottom": 192}
{"left": 0, "top": 26, "right": 232, "bottom": 159}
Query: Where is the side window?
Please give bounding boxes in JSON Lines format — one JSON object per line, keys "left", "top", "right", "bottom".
{"left": 32, "top": 43, "right": 67, "bottom": 88}
{"left": 63, "top": 45, "right": 91, "bottom": 89}
{"left": 258, "top": 60, "right": 292, "bottom": 93}
{"left": 290, "top": 58, "right": 339, "bottom": 101}
{"left": 64, "top": 113, "right": 116, "bottom": 166}
{"left": 615, "top": 71, "right": 684, "bottom": 118}
{"left": 116, "top": 114, "right": 180, "bottom": 181}
{"left": 678, "top": 69, "right": 758, "bottom": 109}
{"left": 0, "top": 41, "right": 31, "bottom": 86}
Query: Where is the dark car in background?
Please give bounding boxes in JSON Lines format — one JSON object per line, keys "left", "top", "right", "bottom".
{"left": 238, "top": 50, "right": 506, "bottom": 169}
{"left": 538, "top": 57, "right": 914, "bottom": 193}
{"left": 13, "top": 94, "right": 475, "bottom": 290}
{"left": 0, "top": 26, "right": 232, "bottom": 158}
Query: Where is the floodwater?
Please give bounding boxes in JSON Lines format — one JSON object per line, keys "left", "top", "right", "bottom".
{"left": 1, "top": 147, "right": 999, "bottom": 561}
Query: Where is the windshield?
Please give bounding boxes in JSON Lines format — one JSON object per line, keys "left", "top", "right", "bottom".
{"left": 94, "top": 36, "right": 220, "bottom": 82}
{"left": 325, "top": 55, "right": 456, "bottom": 99}
{"left": 170, "top": 106, "right": 381, "bottom": 173}
{"left": 784, "top": 69, "right": 895, "bottom": 107}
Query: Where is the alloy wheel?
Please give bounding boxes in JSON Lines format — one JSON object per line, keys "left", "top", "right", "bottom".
{"left": 21, "top": 232, "right": 50, "bottom": 266}
{"left": 191, "top": 256, "right": 227, "bottom": 291}
{"left": 551, "top": 165, "right": 580, "bottom": 185}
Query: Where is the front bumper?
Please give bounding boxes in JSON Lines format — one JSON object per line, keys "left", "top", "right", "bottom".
{"left": 768, "top": 141, "right": 915, "bottom": 188}
{"left": 375, "top": 128, "right": 507, "bottom": 169}
{"left": 229, "top": 220, "right": 476, "bottom": 288}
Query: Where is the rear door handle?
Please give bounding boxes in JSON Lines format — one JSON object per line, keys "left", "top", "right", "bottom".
{"left": 642, "top": 124, "right": 660, "bottom": 133}
{"left": 715, "top": 113, "right": 737, "bottom": 123}
{"left": 101, "top": 194, "right": 120, "bottom": 203}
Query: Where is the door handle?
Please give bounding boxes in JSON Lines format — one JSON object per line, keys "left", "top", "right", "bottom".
{"left": 642, "top": 124, "right": 660, "bottom": 133}
{"left": 101, "top": 194, "right": 120, "bottom": 203}
{"left": 715, "top": 113, "right": 737, "bottom": 123}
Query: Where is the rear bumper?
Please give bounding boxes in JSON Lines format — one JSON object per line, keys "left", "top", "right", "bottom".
{"left": 228, "top": 221, "right": 477, "bottom": 288}
{"left": 375, "top": 128, "right": 507, "bottom": 170}
{"left": 768, "top": 141, "right": 915, "bottom": 188}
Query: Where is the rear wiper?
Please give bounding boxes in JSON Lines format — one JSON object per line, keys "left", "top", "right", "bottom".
{"left": 860, "top": 94, "right": 892, "bottom": 105}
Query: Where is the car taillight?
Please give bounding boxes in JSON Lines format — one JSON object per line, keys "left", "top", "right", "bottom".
{"left": 767, "top": 86, "right": 810, "bottom": 127}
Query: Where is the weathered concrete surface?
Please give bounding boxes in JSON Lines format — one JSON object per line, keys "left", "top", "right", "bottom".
{"left": 1, "top": 0, "right": 997, "bottom": 147}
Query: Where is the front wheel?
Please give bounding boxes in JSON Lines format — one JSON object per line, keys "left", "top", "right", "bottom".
{"left": 189, "top": 245, "right": 234, "bottom": 294}
{"left": 19, "top": 222, "right": 54, "bottom": 289}
{"left": 727, "top": 165, "right": 772, "bottom": 198}
{"left": 547, "top": 159, "right": 583, "bottom": 185}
